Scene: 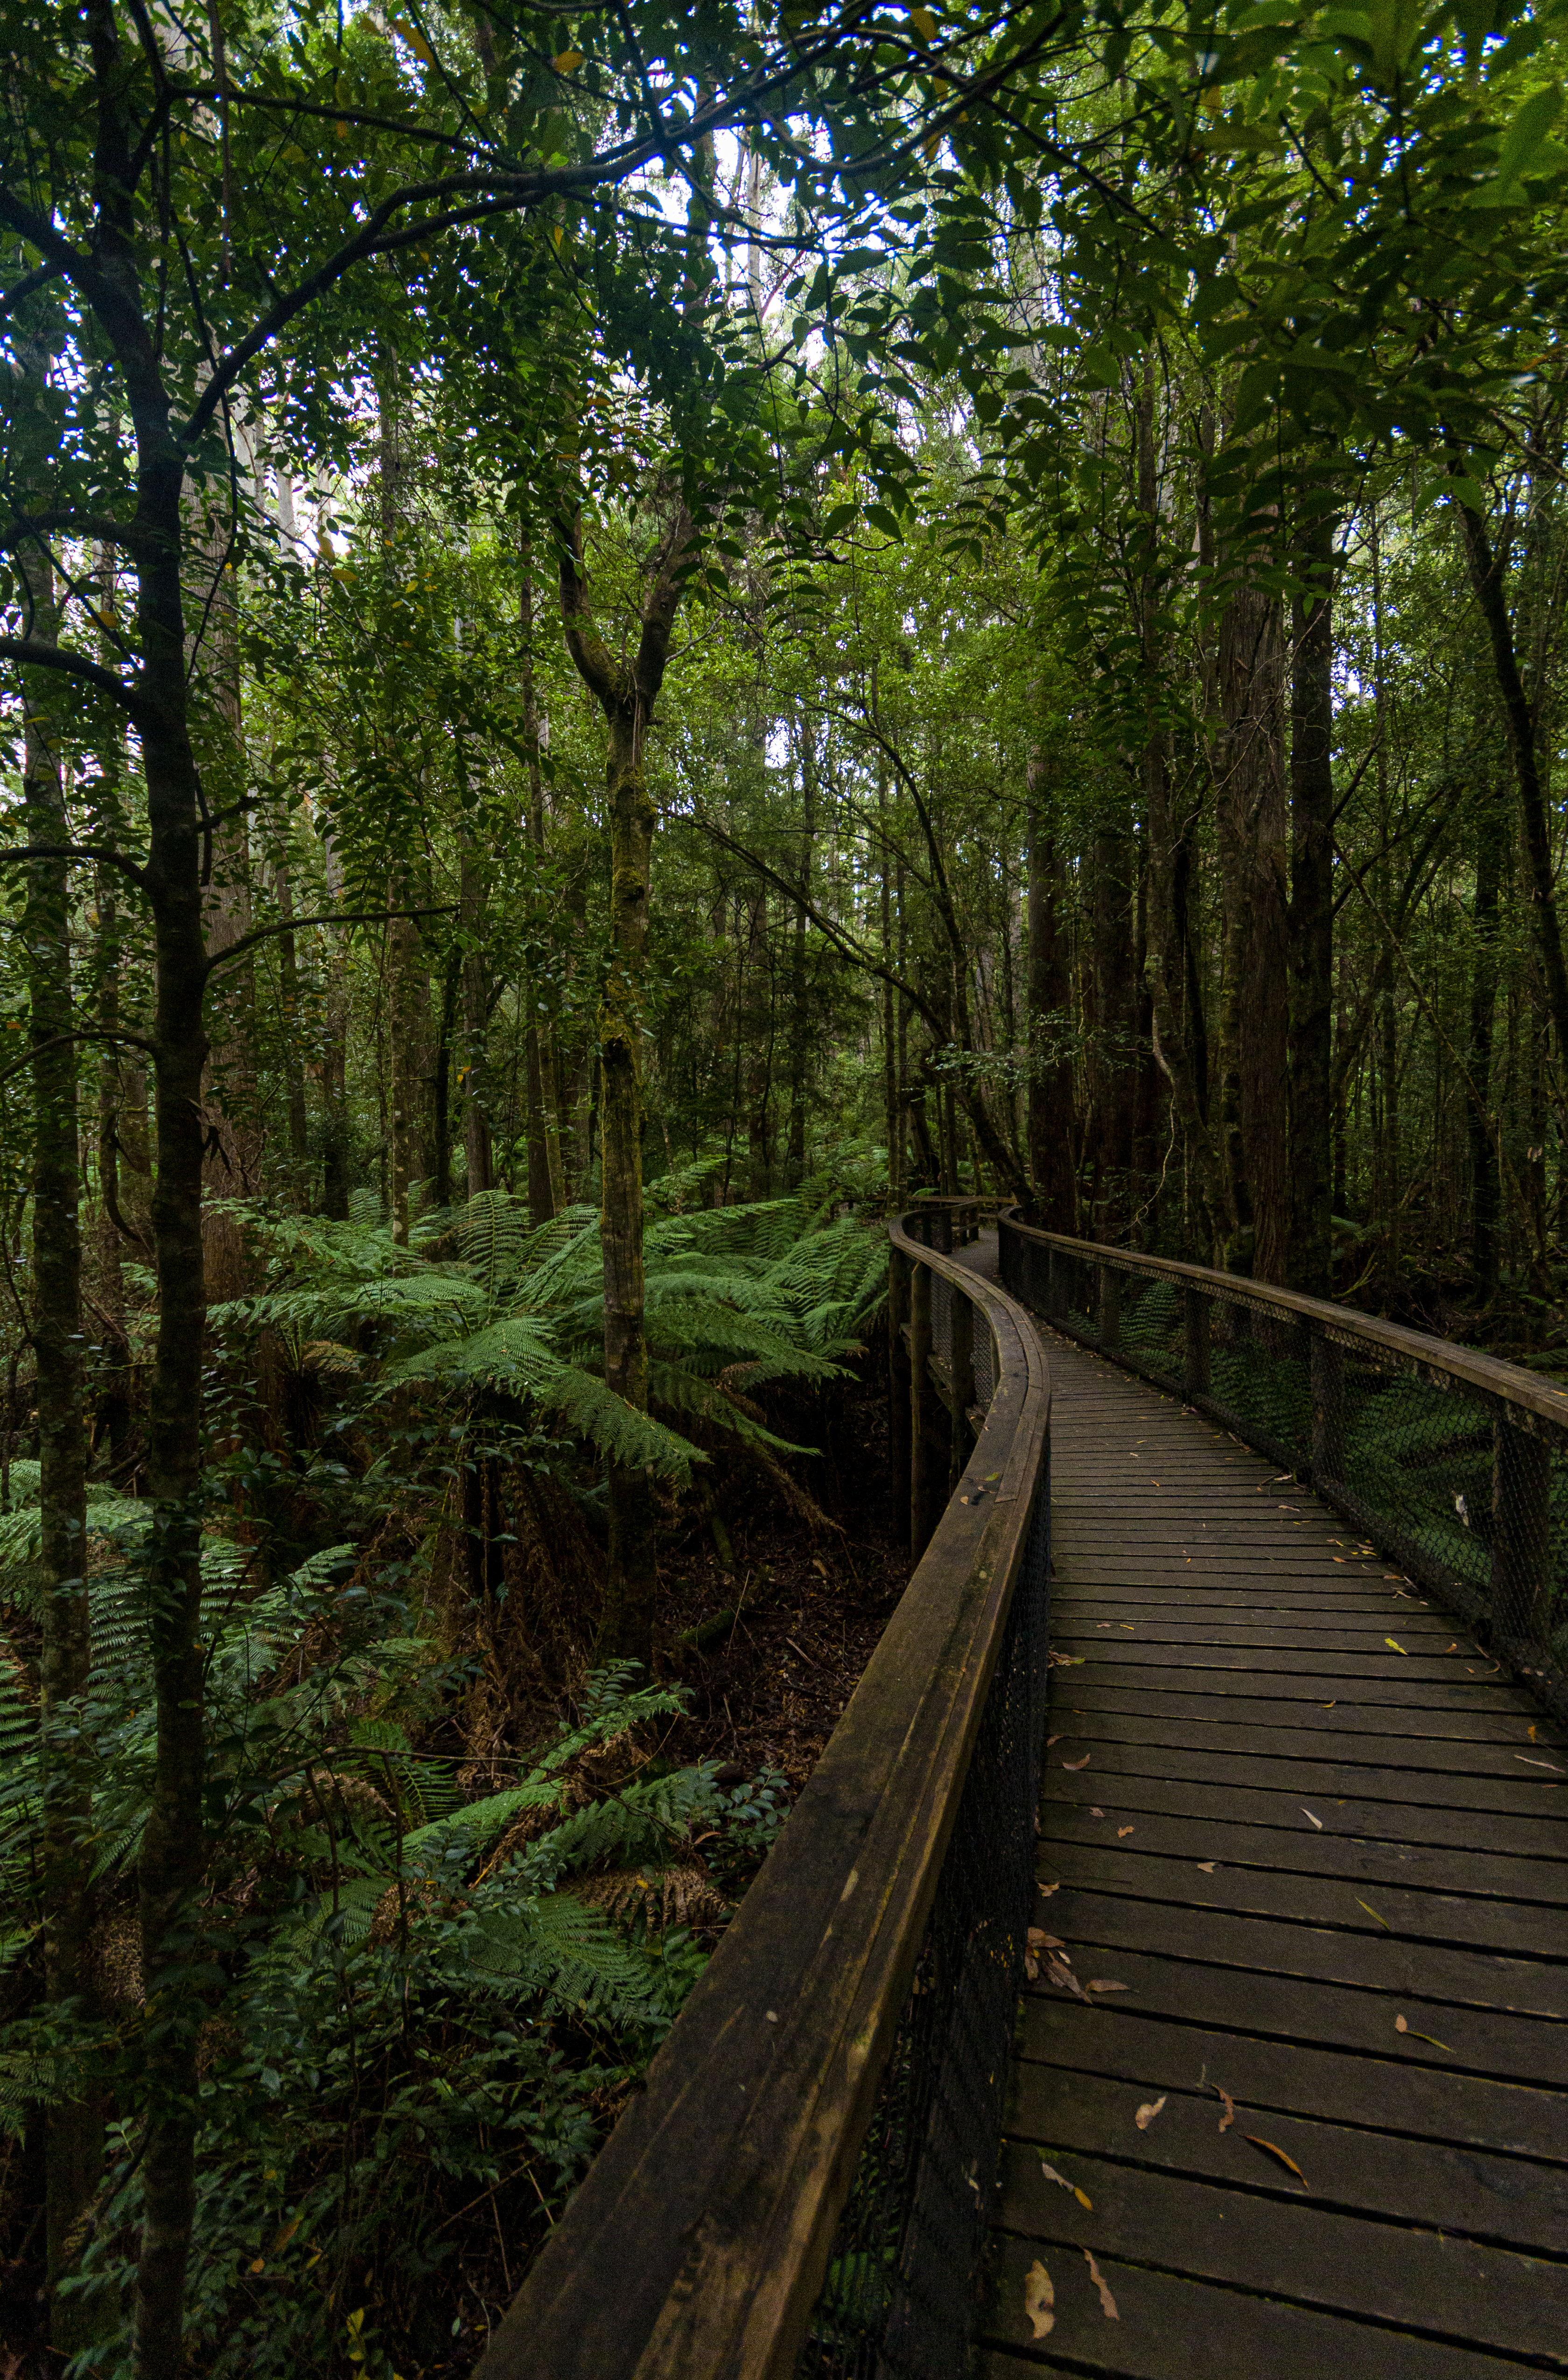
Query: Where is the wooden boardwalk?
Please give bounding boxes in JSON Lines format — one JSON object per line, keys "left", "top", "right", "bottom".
{"left": 973, "top": 1314, "right": 1568, "bottom": 2376}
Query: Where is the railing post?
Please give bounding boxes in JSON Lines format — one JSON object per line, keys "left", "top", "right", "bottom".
{"left": 888, "top": 1244, "right": 912, "bottom": 1517}
{"left": 909, "top": 1256, "right": 934, "bottom": 1555}
{"left": 1099, "top": 1262, "right": 1120, "bottom": 1353}
{"left": 1311, "top": 1329, "right": 1344, "bottom": 1491}
{"left": 1492, "top": 1410, "right": 1551, "bottom": 1645}
{"left": 1183, "top": 1283, "right": 1210, "bottom": 1404}
{"left": 948, "top": 1289, "right": 975, "bottom": 1491}
{"left": 934, "top": 1206, "right": 953, "bottom": 1256}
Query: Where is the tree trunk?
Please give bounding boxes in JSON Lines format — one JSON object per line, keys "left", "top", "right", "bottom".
{"left": 519, "top": 552, "right": 555, "bottom": 1225}
{"left": 19, "top": 491, "right": 97, "bottom": 2343}
{"left": 1025, "top": 756, "right": 1077, "bottom": 1228}
{"left": 1288, "top": 515, "right": 1336, "bottom": 1296}
{"left": 1217, "top": 580, "right": 1289, "bottom": 1277}
{"left": 1468, "top": 784, "right": 1504, "bottom": 1298}
{"left": 558, "top": 506, "right": 692, "bottom": 1668}
{"left": 786, "top": 719, "right": 817, "bottom": 1188}
{"left": 1451, "top": 478, "right": 1568, "bottom": 1096}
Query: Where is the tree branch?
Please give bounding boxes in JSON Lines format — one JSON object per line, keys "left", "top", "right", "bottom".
{"left": 0, "top": 841, "right": 149, "bottom": 891}
{"left": 203, "top": 904, "right": 457, "bottom": 979}
{"left": 0, "top": 637, "right": 147, "bottom": 720}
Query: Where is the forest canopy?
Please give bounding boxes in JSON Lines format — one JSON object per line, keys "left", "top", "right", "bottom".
{"left": 5, "top": 0, "right": 1568, "bottom": 2370}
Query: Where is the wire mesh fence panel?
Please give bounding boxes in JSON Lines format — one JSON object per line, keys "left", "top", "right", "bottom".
{"left": 797, "top": 1469, "right": 1051, "bottom": 2380}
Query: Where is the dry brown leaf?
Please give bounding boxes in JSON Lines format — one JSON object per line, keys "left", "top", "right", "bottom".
{"left": 1040, "top": 2159, "right": 1092, "bottom": 2210}
{"left": 1028, "top": 1930, "right": 1065, "bottom": 1950}
{"left": 1089, "top": 1805, "right": 1105, "bottom": 1816}
{"left": 1038, "top": 1881, "right": 1061, "bottom": 1897}
{"left": 1117, "top": 1825, "right": 1135, "bottom": 1838}
{"left": 1086, "top": 1979, "right": 1129, "bottom": 1993}
{"left": 1046, "top": 1957, "right": 1089, "bottom": 2002}
{"left": 1517, "top": 1754, "right": 1565, "bottom": 1772}
{"left": 1023, "top": 1955, "right": 1039, "bottom": 1981}
{"left": 1063, "top": 1753, "right": 1091, "bottom": 1771}
{"left": 1134, "top": 2095, "right": 1166, "bottom": 2130}
{"left": 1196, "top": 1861, "right": 1216, "bottom": 1874}
{"left": 1047, "top": 1734, "right": 1064, "bottom": 1747}
{"left": 1246, "top": 2134, "right": 1308, "bottom": 2186}
{"left": 1214, "top": 2085, "right": 1236, "bottom": 2132}
{"left": 1085, "top": 2249, "right": 1120, "bottom": 2320}
{"left": 1302, "top": 1808, "right": 1323, "bottom": 1830}
{"left": 1024, "top": 2258, "right": 1054, "bottom": 2340}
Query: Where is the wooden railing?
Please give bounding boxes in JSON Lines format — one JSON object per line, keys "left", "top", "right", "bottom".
{"left": 1000, "top": 1211, "right": 1568, "bottom": 1723}
{"left": 475, "top": 1216, "right": 1051, "bottom": 2380}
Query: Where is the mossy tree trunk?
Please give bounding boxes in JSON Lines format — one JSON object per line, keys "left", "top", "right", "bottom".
{"left": 557, "top": 504, "right": 692, "bottom": 1669}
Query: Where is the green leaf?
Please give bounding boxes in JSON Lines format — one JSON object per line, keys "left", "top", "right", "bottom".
{"left": 1494, "top": 80, "right": 1561, "bottom": 189}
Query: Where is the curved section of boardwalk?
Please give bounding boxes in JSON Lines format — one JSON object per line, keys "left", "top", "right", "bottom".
{"left": 974, "top": 1308, "right": 1568, "bottom": 2375}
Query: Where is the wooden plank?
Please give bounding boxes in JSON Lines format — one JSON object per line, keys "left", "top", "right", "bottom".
{"left": 1037, "top": 1883, "right": 1568, "bottom": 2016}
{"left": 1044, "top": 1706, "right": 1568, "bottom": 1779}
{"left": 1053, "top": 1681, "right": 1564, "bottom": 1747}
{"left": 1046, "top": 1765, "right": 1568, "bottom": 1859}
{"left": 1051, "top": 1641, "right": 1526, "bottom": 1688}
{"left": 1055, "top": 1623, "right": 1476, "bottom": 1654}
{"left": 1044, "top": 1737, "right": 1568, "bottom": 1819}
{"left": 1014, "top": 1998, "right": 1568, "bottom": 2159}
{"left": 979, "top": 2240, "right": 1534, "bottom": 2379}
{"left": 1020, "top": 1945, "right": 1568, "bottom": 2085}
{"left": 1040, "top": 1802, "right": 1568, "bottom": 1903}
{"left": 1004, "top": 2063, "right": 1568, "bottom": 2253}
{"left": 1034, "top": 1841, "right": 1568, "bottom": 1959}
{"left": 1049, "top": 1665, "right": 1526, "bottom": 1710}
{"left": 978, "top": 2261, "right": 1540, "bottom": 2380}
{"left": 990, "top": 2140, "right": 1568, "bottom": 2363}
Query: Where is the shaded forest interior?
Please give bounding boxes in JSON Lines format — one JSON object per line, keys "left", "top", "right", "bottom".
{"left": 6, "top": 0, "right": 1568, "bottom": 2374}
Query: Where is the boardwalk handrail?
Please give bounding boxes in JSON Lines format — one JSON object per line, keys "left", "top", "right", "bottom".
{"left": 474, "top": 1218, "right": 1051, "bottom": 2380}
{"left": 1000, "top": 1211, "right": 1568, "bottom": 1723}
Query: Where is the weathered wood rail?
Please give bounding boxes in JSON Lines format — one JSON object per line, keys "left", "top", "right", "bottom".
{"left": 475, "top": 1212, "right": 1050, "bottom": 2380}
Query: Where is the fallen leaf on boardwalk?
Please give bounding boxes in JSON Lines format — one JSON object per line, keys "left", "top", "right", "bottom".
{"left": 1529, "top": 1724, "right": 1539, "bottom": 1741}
{"left": 1085, "top": 2250, "right": 1120, "bottom": 2320}
{"left": 1302, "top": 1809, "right": 1324, "bottom": 1829}
{"left": 1024, "top": 2259, "right": 1054, "bottom": 2340}
{"left": 1086, "top": 1979, "right": 1130, "bottom": 1993}
{"left": 1063, "top": 1754, "right": 1092, "bottom": 1771}
{"left": 1246, "top": 2135, "right": 1308, "bottom": 2186}
{"left": 1090, "top": 1806, "right": 1105, "bottom": 1816}
{"left": 1395, "top": 2014, "right": 1452, "bottom": 2050}
{"left": 1442, "top": 1643, "right": 1457, "bottom": 1654}
{"left": 1028, "top": 1930, "right": 1065, "bottom": 1950}
{"left": 1516, "top": 1754, "right": 1565, "bottom": 1772}
{"left": 1214, "top": 2085, "right": 1236, "bottom": 2131}
{"left": 1118, "top": 1825, "right": 1135, "bottom": 1837}
{"left": 1196, "top": 1861, "right": 1216, "bottom": 1873}
{"left": 1024, "top": 1955, "right": 1038, "bottom": 1981}
{"left": 1040, "top": 2159, "right": 1092, "bottom": 2210}
{"left": 1047, "top": 1734, "right": 1064, "bottom": 1746}
{"left": 1134, "top": 2095, "right": 1166, "bottom": 2130}
{"left": 1356, "top": 1899, "right": 1391, "bottom": 1929}
{"left": 1046, "top": 1957, "right": 1089, "bottom": 2002}
{"left": 1385, "top": 1638, "right": 1407, "bottom": 1654}
{"left": 1038, "top": 1881, "right": 1061, "bottom": 1897}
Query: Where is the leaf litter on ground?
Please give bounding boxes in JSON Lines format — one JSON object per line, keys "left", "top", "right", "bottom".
{"left": 1134, "top": 2095, "right": 1166, "bottom": 2129}
{"left": 1246, "top": 2135, "right": 1308, "bottom": 2186}
{"left": 1040, "top": 2158, "right": 1092, "bottom": 2210}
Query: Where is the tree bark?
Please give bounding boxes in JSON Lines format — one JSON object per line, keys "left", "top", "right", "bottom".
{"left": 1025, "top": 750, "right": 1077, "bottom": 1229}
{"left": 1450, "top": 471, "right": 1568, "bottom": 1092}
{"left": 1217, "top": 581, "right": 1289, "bottom": 1278}
{"left": 558, "top": 504, "right": 692, "bottom": 1668}
{"left": 1468, "top": 783, "right": 1504, "bottom": 1298}
{"left": 18, "top": 449, "right": 97, "bottom": 2342}
{"left": 1288, "top": 513, "right": 1336, "bottom": 1296}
